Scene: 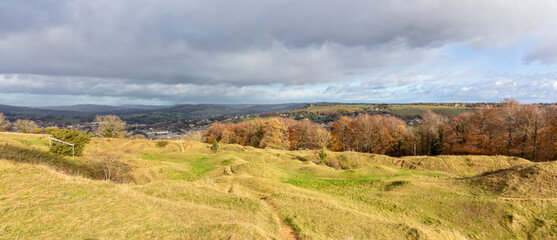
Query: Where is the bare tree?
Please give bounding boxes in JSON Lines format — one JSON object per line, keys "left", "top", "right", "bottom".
{"left": 0, "top": 113, "right": 10, "bottom": 132}
{"left": 94, "top": 115, "right": 127, "bottom": 138}
{"left": 13, "top": 119, "right": 39, "bottom": 133}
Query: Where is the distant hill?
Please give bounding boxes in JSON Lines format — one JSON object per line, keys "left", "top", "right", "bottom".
{"left": 37, "top": 104, "right": 169, "bottom": 113}
{"left": 0, "top": 104, "right": 78, "bottom": 117}
{"left": 282, "top": 103, "right": 476, "bottom": 123}
{"left": 120, "top": 103, "right": 307, "bottom": 123}
{"left": 0, "top": 103, "right": 307, "bottom": 123}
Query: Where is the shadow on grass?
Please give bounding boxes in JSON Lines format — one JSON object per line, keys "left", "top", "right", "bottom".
{"left": 0, "top": 143, "right": 98, "bottom": 180}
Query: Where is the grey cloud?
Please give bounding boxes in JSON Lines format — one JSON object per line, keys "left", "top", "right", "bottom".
{"left": 523, "top": 34, "right": 557, "bottom": 65}
{"left": 0, "top": 0, "right": 68, "bottom": 34}
{"left": 0, "top": 0, "right": 556, "bottom": 87}
{"left": 0, "top": 0, "right": 556, "bottom": 105}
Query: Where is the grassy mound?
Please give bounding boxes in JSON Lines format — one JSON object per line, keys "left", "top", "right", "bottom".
{"left": 468, "top": 162, "right": 557, "bottom": 197}
{"left": 1, "top": 132, "right": 556, "bottom": 239}
{"left": 321, "top": 152, "right": 530, "bottom": 176}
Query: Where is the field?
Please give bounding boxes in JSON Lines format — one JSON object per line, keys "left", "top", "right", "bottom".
{"left": 288, "top": 104, "right": 474, "bottom": 121}
{"left": 1, "top": 132, "right": 556, "bottom": 239}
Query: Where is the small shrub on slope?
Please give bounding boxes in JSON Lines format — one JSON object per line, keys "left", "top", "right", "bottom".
{"left": 88, "top": 152, "right": 133, "bottom": 183}
{"left": 156, "top": 140, "right": 169, "bottom": 148}
{"left": 49, "top": 128, "right": 92, "bottom": 156}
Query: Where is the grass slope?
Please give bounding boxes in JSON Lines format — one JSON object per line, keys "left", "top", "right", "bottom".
{"left": 0, "top": 132, "right": 556, "bottom": 239}
{"left": 289, "top": 104, "right": 473, "bottom": 119}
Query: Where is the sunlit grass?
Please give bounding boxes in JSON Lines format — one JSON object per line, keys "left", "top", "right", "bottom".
{"left": 0, "top": 132, "right": 555, "bottom": 239}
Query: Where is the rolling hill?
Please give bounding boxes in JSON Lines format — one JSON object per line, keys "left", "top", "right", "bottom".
{"left": 1, "top": 132, "right": 556, "bottom": 239}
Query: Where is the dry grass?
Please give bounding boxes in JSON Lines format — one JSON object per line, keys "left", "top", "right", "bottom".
{"left": 0, "top": 132, "right": 556, "bottom": 239}
{"left": 468, "top": 161, "right": 557, "bottom": 197}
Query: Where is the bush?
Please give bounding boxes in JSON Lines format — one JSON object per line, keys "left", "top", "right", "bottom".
{"left": 156, "top": 140, "right": 169, "bottom": 148}
{"left": 88, "top": 152, "right": 132, "bottom": 183}
{"left": 324, "top": 157, "right": 341, "bottom": 169}
{"left": 337, "top": 154, "right": 352, "bottom": 170}
{"left": 49, "top": 128, "right": 92, "bottom": 156}
{"left": 44, "top": 127, "right": 59, "bottom": 134}
{"left": 32, "top": 128, "right": 44, "bottom": 134}
{"left": 317, "top": 145, "right": 328, "bottom": 161}
{"left": 211, "top": 140, "right": 220, "bottom": 153}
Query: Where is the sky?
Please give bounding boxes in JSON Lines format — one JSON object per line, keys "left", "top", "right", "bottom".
{"left": 0, "top": 0, "right": 556, "bottom": 106}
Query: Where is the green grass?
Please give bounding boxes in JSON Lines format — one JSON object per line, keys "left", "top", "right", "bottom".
{"left": 385, "top": 105, "right": 472, "bottom": 118}
{"left": 289, "top": 104, "right": 474, "bottom": 119}
{"left": 0, "top": 132, "right": 556, "bottom": 239}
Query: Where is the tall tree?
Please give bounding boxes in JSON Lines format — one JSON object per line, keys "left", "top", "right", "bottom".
{"left": 94, "top": 115, "right": 127, "bottom": 138}
{"left": 13, "top": 119, "right": 39, "bottom": 133}
{"left": 417, "top": 110, "right": 446, "bottom": 155}
{"left": 259, "top": 118, "right": 289, "bottom": 148}
{"left": 522, "top": 104, "right": 548, "bottom": 161}
{"left": 499, "top": 99, "right": 523, "bottom": 156}
{"left": 330, "top": 116, "right": 354, "bottom": 151}
{"left": 0, "top": 113, "right": 10, "bottom": 132}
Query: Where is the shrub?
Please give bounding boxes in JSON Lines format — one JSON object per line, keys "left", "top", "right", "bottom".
{"left": 44, "top": 127, "right": 59, "bottom": 134}
{"left": 324, "top": 157, "right": 341, "bottom": 169}
{"left": 32, "top": 128, "right": 44, "bottom": 134}
{"left": 337, "top": 154, "right": 351, "bottom": 170}
{"left": 156, "top": 140, "right": 169, "bottom": 148}
{"left": 316, "top": 145, "right": 328, "bottom": 161}
{"left": 88, "top": 152, "right": 132, "bottom": 183}
{"left": 211, "top": 140, "right": 220, "bottom": 153}
{"left": 49, "top": 128, "right": 92, "bottom": 156}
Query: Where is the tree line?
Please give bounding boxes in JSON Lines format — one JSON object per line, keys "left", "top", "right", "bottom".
{"left": 203, "top": 100, "right": 557, "bottom": 161}
{"left": 0, "top": 114, "right": 128, "bottom": 138}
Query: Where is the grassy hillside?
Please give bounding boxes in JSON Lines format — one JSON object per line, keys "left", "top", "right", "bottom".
{"left": 0, "top": 133, "right": 556, "bottom": 239}
{"left": 286, "top": 104, "right": 474, "bottom": 122}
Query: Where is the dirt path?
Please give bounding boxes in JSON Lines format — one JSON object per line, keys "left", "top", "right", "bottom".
{"left": 260, "top": 196, "right": 298, "bottom": 240}
{"left": 179, "top": 141, "right": 185, "bottom": 152}
{"left": 223, "top": 164, "right": 297, "bottom": 239}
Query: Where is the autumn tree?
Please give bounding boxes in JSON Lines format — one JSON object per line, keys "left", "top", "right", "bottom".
{"left": 200, "top": 102, "right": 555, "bottom": 161}
{"left": 522, "top": 104, "right": 549, "bottom": 161}
{"left": 288, "top": 119, "right": 329, "bottom": 150}
{"left": 330, "top": 117, "right": 354, "bottom": 151}
{"left": 94, "top": 115, "right": 127, "bottom": 138}
{"left": 314, "top": 127, "right": 332, "bottom": 149}
{"left": 259, "top": 118, "right": 289, "bottom": 148}
{"left": 416, "top": 110, "right": 446, "bottom": 155}
{"left": 547, "top": 105, "right": 557, "bottom": 159}
{"left": 498, "top": 99, "right": 524, "bottom": 156}
{"left": 13, "top": 119, "right": 39, "bottom": 133}
{"left": 0, "top": 113, "right": 10, "bottom": 131}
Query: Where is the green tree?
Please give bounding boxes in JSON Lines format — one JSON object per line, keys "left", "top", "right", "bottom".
{"left": 94, "top": 115, "right": 127, "bottom": 138}
{"left": 49, "top": 128, "right": 92, "bottom": 156}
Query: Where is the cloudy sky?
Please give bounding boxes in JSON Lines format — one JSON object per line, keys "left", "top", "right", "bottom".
{"left": 1, "top": 0, "right": 556, "bottom": 106}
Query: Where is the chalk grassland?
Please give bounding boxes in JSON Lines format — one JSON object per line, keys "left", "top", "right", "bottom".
{"left": 0, "top": 133, "right": 556, "bottom": 239}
